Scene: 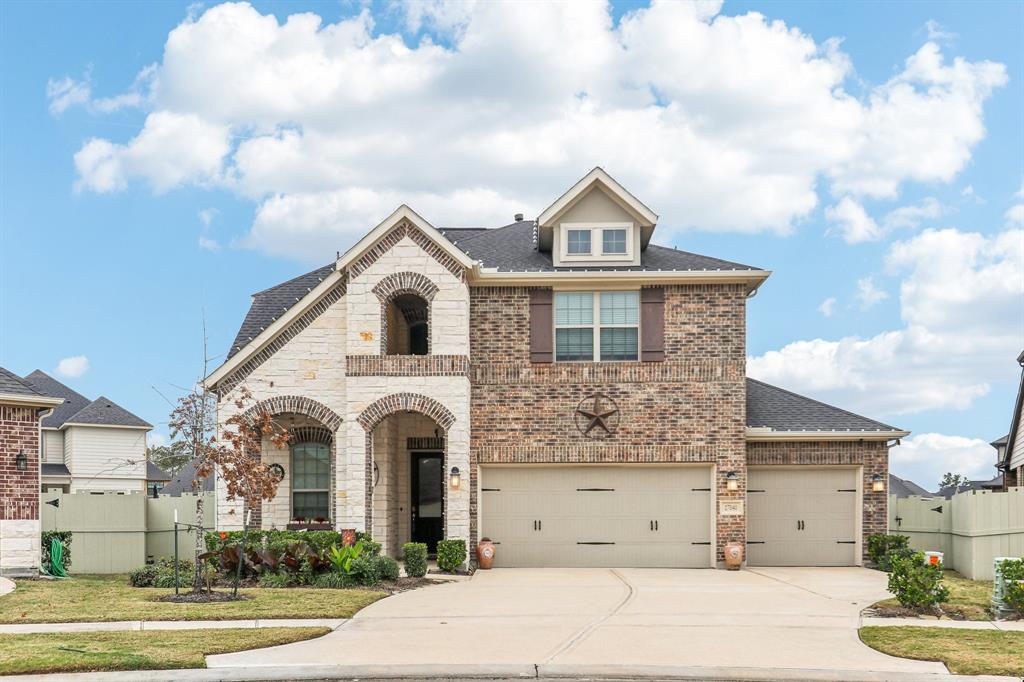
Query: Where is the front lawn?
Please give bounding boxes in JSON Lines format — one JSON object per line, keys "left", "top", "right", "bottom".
{"left": 0, "top": 575, "right": 383, "bottom": 624}
{"left": 860, "top": 626, "right": 1024, "bottom": 676}
{"left": 0, "top": 627, "right": 329, "bottom": 675}
{"left": 873, "top": 570, "right": 993, "bottom": 620}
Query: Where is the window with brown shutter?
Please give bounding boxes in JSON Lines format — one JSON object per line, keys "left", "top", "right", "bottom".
{"left": 529, "top": 288, "right": 553, "bottom": 363}
{"left": 640, "top": 287, "right": 665, "bottom": 362}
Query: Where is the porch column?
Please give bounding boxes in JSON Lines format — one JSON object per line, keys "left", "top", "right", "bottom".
{"left": 445, "top": 417, "right": 471, "bottom": 545}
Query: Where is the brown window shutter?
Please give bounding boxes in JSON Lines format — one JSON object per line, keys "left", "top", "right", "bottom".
{"left": 641, "top": 287, "right": 665, "bottom": 362}
{"left": 529, "top": 288, "right": 554, "bottom": 363}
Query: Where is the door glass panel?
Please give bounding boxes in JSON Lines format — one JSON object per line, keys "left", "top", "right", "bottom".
{"left": 417, "top": 457, "right": 442, "bottom": 518}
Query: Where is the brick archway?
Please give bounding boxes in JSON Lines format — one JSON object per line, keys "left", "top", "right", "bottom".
{"left": 239, "top": 395, "right": 343, "bottom": 432}
{"left": 372, "top": 271, "right": 440, "bottom": 303}
{"left": 358, "top": 393, "right": 456, "bottom": 539}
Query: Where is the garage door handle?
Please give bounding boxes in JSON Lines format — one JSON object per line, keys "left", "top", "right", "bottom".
{"left": 837, "top": 488, "right": 856, "bottom": 492}
{"left": 691, "top": 541, "right": 711, "bottom": 545}
{"left": 655, "top": 520, "right": 659, "bottom": 531}
{"left": 836, "top": 540, "right": 856, "bottom": 544}
{"left": 650, "top": 520, "right": 653, "bottom": 531}
{"left": 577, "top": 542, "right": 615, "bottom": 545}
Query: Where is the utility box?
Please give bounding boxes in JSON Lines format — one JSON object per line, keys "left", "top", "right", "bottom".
{"left": 993, "top": 557, "right": 1018, "bottom": 619}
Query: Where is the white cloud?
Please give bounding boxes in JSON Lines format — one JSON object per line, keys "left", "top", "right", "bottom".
{"left": 883, "top": 197, "right": 944, "bottom": 230}
{"left": 818, "top": 297, "right": 837, "bottom": 317}
{"left": 856, "top": 276, "right": 889, "bottom": 310}
{"left": 826, "top": 197, "right": 882, "bottom": 243}
{"left": 924, "top": 20, "right": 957, "bottom": 45}
{"left": 198, "top": 208, "right": 218, "bottom": 227}
{"left": 890, "top": 433, "right": 997, "bottom": 491}
{"left": 749, "top": 227, "right": 1024, "bottom": 416}
{"left": 198, "top": 235, "right": 221, "bottom": 251}
{"left": 67, "top": 2, "right": 1006, "bottom": 261}
{"left": 47, "top": 75, "right": 91, "bottom": 115}
{"left": 56, "top": 355, "right": 90, "bottom": 378}
{"left": 1005, "top": 204, "right": 1024, "bottom": 227}
{"left": 148, "top": 432, "right": 169, "bottom": 448}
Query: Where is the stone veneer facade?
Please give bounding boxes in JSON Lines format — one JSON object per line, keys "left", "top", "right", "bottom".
{"left": 0, "top": 404, "right": 42, "bottom": 576}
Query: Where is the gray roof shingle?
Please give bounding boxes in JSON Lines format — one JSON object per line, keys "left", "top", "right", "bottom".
{"left": 159, "top": 457, "right": 214, "bottom": 496}
{"left": 41, "top": 463, "right": 71, "bottom": 478}
{"left": 23, "top": 370, "right": 92, "bottom": 429}
{"left": 65, "top": 396, "right": 152, "bottom": 428}
{"left": 0, "top": 366, "right": 48, "bottom": 398}
{"left": 890, "top": 474, "right": 932, "bottom": 498}
{"left": 746, "top": 378, "right": 901, "bottom": 432}
{"left": 227, "top": 264, "right": 335, "bottom": 359}
{"left": 147, "top": 461, "right": 171, "bottom": 482}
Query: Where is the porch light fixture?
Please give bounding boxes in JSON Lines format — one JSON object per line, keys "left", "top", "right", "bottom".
{"left": 15, "top": 450, "right": 27, "bottom": 471}
{"left": 450, "top": 466, "right": 461, "bottom": 490}
{"left": 871, "top": 474, "right": 885, "bottom": 493}
{"left": 725, "top": 471, "right": 739, "bottom": 491}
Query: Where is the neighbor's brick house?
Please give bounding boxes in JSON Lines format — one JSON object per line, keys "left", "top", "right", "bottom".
{"left": 206, "top": 169, "right": 906, "bottom": 568}
{"left": 0, "top": 367, "right": 62, "bottom": 577}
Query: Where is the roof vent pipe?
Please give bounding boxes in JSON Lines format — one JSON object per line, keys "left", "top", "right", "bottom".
{"left": 514, "top": 213, "right": 524, "bottom": 222}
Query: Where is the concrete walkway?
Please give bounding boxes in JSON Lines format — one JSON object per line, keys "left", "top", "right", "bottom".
{"left": 862, "top": 616, "right": 1024, "bottom": 631}
{"left": 0, "top": 577, "right": 14, "bottom": 597}
{"left": 207, "top": 567, "right": 950, "bottom": 676}
{"left": 0, "top": 618, "right": 345, "bottom": 634}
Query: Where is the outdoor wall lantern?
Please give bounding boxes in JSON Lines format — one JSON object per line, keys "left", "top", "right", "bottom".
{"left": 15, "top": 450, "right": 27, "bottom": 471}
{"left": 871, "top": 473, "right": 885, "bottom": 493}
{"left": 450, "top": 466, "right": 461, "bottom": 490}
{"left": 725, "top": 471, "right": 739, "bottom": 491}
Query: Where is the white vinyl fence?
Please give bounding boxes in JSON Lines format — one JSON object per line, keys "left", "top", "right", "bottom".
{"left": 889, "top": 487, "right": 1024, "bottom": 580}
{"left": 40, "top": 491, "right": 215, "bottom": 574}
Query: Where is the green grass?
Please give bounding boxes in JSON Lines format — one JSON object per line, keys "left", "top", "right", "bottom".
{"left": 0, "top": 627, "right": 329, "bottom": 675}
{"left": 0, "top": 575, "right": 383, "bottom": 624}
{"left": 860, "top": 626, "right": 1024, "bottom": 676}
{"left": 876, "top": 570, "right": 993, "bottom": 620}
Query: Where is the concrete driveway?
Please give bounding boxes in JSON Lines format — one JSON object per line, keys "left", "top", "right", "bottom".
{"left": 208, "top": 567, "right": 947, "bottom": 677}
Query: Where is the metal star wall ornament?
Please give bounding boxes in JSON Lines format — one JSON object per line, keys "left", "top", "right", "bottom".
{"left": 575, "top": 394, "right": 620, "bottom": 437}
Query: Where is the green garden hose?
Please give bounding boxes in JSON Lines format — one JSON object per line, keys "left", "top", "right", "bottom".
{"left": 46, "top": 537, "right": 68, "bottom": 578}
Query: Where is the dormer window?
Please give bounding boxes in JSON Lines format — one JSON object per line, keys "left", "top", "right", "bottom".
{"left": 567, "top": 229, "right": 592, "bottom": 255}
{"left": 602, "top": 228, "right": 627, "bottom": 255}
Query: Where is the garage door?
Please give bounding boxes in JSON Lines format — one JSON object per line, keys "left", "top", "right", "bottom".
{"left": 747, "top": 467, "right": 858, "bottom": 566}
{"left": 479, "top": 465, "right": 713, "bottom": 568}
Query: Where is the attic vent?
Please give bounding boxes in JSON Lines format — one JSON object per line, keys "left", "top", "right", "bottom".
{"left": 514, "top": 213, "right": 524, "bottom": 222}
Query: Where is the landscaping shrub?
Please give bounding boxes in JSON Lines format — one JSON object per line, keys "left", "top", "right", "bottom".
{"left": 403, "top": 542, "right": 428, "bottom": 578}
{"left": 998, "top": 558, "right": 1024, "bottom": 614}
{"left": 376, "top": 555, "right": 400, "bottom": 581}
{"left": 436, "top": 539, "right": 467, "bottom": 572}
{"left": 888, "top": 551, "right": 949, "bottom": 608}
{"left": 206, "top": 529, "right": 343, "bottom": 555}
{"left": 327, "top": 540, "right": 366, "bottom": 574}
{"left": 129, "top": 564, "right": 160, "bottom": 587}
{"left": 258, "top": 571, "right": 294, "bottom": 588}
{"left": 41, "top": 531, "right": 72, "bottom": 572}
{"left": 349, "top": 554, "right": 380, "bottom": 586}
{"left": 867, "top": 534, "right": 913, "bottom": 572}
{"left": 313, "top": 572, "right": 355, "bottom": 589}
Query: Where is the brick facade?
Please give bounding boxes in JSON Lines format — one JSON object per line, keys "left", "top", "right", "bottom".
{"left": 747, "top": 440, "right": 889, "bottom": 560}
{"left": 468, "top": 284, "right": 747, "bottom": 562}
{"left": 0, "top": 404, "right": 42, "bottom": 576}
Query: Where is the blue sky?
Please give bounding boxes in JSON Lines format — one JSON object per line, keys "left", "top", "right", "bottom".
{"left": 1, "top": 0, "right": 1021, "bottom": 490}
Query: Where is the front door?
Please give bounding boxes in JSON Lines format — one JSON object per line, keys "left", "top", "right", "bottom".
{"left": 411, "top": 453, "right": 443, "bottom": 553}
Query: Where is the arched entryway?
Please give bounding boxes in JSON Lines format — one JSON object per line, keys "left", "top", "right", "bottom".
{"left": 372, "top": 271, "right": 439, "bottom": 356}
{"left": 357, "top": 393, "right": 456, "bottom": 556}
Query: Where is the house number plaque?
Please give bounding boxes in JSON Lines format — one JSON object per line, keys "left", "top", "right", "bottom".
{"left": 719, "top": 500, "right": 744, "bottom": 516}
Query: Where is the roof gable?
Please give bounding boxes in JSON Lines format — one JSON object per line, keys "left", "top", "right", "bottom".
{"left": 23, "top": 370, "right": 92, "bottom": 428}
{"left": 745, "top": 378, "right": 905, "bottom": 437}
{"left": 0, "top": 366, "right": 63, "bottom": 408}
{"left": 65, "top": 396, "right": 152, "bottom": 429}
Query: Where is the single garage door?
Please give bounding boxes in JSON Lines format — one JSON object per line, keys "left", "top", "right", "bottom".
{"left": 480, "top": 465, "right": 713, "bottom": 568}
{"left": 747, "top": 467, "right": 859, "bottom": 566}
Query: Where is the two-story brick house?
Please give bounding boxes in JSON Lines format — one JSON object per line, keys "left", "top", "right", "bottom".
{"left": 206, "top": 169, "right": 907, "bottom": 568}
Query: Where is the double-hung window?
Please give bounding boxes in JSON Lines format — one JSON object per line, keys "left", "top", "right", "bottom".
{"left": 566, "top": 229, "right": 592, "bottom": 255}
{"left": 554, "top": 291, "right": 639, "bottom": 362}
{"left": 602, "top": 228, "right": 627, "bottom": 255}
{"left": 292, "top": 442, "right": 330, "bottom": 520}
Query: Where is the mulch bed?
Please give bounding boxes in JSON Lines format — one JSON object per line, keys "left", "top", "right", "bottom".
{"left": 156, "top": 591, "right": 251, "bottom": 604}
{"left": 864, "top": 604, "right": 974, "bottom": 620}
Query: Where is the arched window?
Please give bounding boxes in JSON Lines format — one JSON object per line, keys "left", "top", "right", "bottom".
{"left": 385, "top": 293, "right": 429, "bottom": 355}
{"left": 291, "top": 442, "right": 330, "bottom": 521}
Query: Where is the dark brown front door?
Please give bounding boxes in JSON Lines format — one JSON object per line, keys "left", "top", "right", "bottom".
{"left": 411, "top": 453, "right": 443, "bottom": 552}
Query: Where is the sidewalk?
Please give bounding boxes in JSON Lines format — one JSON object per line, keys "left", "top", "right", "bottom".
{"left": 0, "top": 618, "right": 345, "bottom": 634}
{"left": 861, "top": 616, "right": 1024, "bottom": 631}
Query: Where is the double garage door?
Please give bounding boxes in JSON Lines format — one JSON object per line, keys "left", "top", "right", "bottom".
{"left": 480, "top": 465, "right": 859, "bottom": 568}
{"left": 480, "top": 465, "right": 713, "bottom": 568}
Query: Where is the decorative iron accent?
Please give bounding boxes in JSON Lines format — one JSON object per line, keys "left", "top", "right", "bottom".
{"left": 574, "top": 393, "right": 620, "bottom": 438}
{"left": 267, "top": 463, "right": 285, "bottom": 481}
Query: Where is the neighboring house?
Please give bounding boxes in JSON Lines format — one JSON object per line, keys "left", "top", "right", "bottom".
{"left": 0, "top": 367, "right": 63, "bottom": 576}
{"left": 890, "top": 474, "right": 932, "bottom": 498}
{"left": 146, "top": 461, "right": 171, "bottom": 497}
{"left": 205, "top": 168, "right": 908, "bottom": 569}
{"left": 998, "top": 350, "right": 1024, "bottom": 489}
{"left": 159, "top": 457, "right": 215, "bottom": 497}
{"left": 935, "top": 476, "right": 1004, "bottom": 499}
{"left": 22, "top": 370, "right": 152, "bottom": 493}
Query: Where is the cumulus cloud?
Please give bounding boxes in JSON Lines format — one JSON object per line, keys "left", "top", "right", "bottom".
{"left": 890, "top": 433, "right": 998, "bottom": 491}
{"left": 56, "top": 355, "right": 90, "bottom": 378}
{"left": 883, "top": 197, "right": 944, "bottom": 231}
{"left": 856, "top": 276, "right": 889, "bottom": 310}
{"left": 66, "top": 1, "right": 1006, "bottom": 261}
{"left": 47, "top": 75, "right": 91, "bottom": 115}
{"left": 749, "top": 227, "right": 1024, "bottom": 416}
{"left": 826, "top": 197, "right": 882, "bottom": 243}
{"left": 1005, "top": 203, "right": 1024, "bottom": 227}
{"left": 818, "top": 297, "right": 837, "bottom": 317}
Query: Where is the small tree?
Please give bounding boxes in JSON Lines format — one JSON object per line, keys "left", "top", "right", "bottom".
{"left": 147, "top": 442, "right": 191, "bottom": 477}
{"left": 938, "top": 472, "right": 968, "bottom": 492}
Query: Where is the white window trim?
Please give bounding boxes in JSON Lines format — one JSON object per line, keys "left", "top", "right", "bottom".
{"left": 558, "top": 222, "right": 634, "bottom": 262}
{"left": 553, "top": 290, "right": 641, "bottom": 363}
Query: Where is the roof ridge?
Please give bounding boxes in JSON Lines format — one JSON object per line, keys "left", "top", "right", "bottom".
{"left": 747, "top": 377, "right": 900, "bottom": 431}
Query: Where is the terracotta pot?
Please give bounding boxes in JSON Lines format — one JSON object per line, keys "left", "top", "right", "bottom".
{"left": 723, "top": 541, "right": 743, "bottom": 570}
{"left": 476, "top": 537, "right": 496, "bottom": 569}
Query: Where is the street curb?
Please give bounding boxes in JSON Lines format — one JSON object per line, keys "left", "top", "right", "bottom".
{"left": 0, "top": 619, "right": 347, "bottom": 634}
{"left": 0, "top": 663, "right": 1016, "bottom": 682}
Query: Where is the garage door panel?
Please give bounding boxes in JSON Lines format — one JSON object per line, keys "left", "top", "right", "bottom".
{"left": 481, "top": 466, "right": 712, "bottom": 568}
{"left": 747, "top": 467, "right": 858, "bottom": 567}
